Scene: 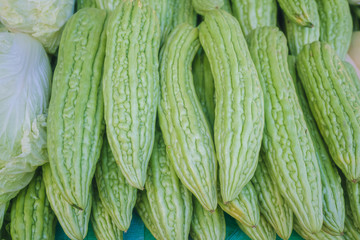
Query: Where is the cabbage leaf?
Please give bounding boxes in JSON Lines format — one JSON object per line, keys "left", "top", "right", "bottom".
{"left": 0, "top": 32, "right": 52, "bottom": 204}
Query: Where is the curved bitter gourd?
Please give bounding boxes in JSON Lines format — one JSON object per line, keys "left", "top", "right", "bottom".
{"left": 103, "top": 0, "right": 161, "bottom": 189}
{"left": 346, "top": 180, "right": 360, "bottom": 229}
{"left": 247, "top": 27, "right": 323, "bottom": 233}
{"left": 42, "top": 164, "right": 92, "bottom": 240}
{"left": 218, "top": 182, "right": 260, "bottom": 228}
{"left": 190, "top": 197, "right": 226, "bottom": 240}
{"left": 317, "top": 0, "right": 353, "bottom": 59}
{"left": 237, "top": 215, "right": 276, "bottom": 240}
{"left": 47, "top": 8, "right": 107, "bottom": 210}
{"left": 252, "top": 152, "right": 293, "bottom": 240}
{"left": 10, "top": 170, "right": 56, "bottom": 240}
{"left": 199, "top": 9, "right": 264, "bottom": 203}
{"left": 145, "top": 129, "right": 193, "bottom": 239}
{"left": 277, "top": 0, "right": 317, "bottom": 27}
{"left": 172, "top": 0, "right": 197, "bottom": 27}
{"left": 158, "top": 23, "right": 217, "bottom": 211}
{"left": 91, "top": 183, "right": 123, "bottom": 240}
{"left": 297, "top": 41, "right": 360, "bottom": 183}
{"left": 288, "top": 55, "right": 345, "bottom": 236}
{"left": 95, "top": 135, "right": 137, "bottom": 232}
{"left": 192, "top": 0, "right": 224, "bottom": 15}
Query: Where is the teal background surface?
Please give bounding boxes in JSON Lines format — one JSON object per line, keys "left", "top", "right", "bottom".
{"left": 55, "top": 211, "right": 303, "bottom": 240}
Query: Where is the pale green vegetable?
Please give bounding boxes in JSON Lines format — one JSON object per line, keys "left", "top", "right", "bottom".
{"left": 0, "top": 32, "right": 52, "bottom": 204}
{"left": 0, "top": 0, "right": 75, "bottom": 53}
{"left": 0, "top": 22, "right": 6, "bottom": 32}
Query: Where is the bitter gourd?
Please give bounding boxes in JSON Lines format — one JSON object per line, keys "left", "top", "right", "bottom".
{"left": 190, "top": 197, "right": 226, "bottom": 240}
{"left": 252, "top": 153, "right": 293, "bottom": 240}
{"left": 135, "top": 190, "right": 163, "bottom": 240}
{"left": 218, "top": 182, "right": 260, "bottom": 228}
{"left": 76, "top": 0, "right": 96, "bottom": 10}
{"left": 95, "top": 136, "right": 137, "bottom": 231}
{"left": 344, "top": 61, "right": 360, "bottom": 94}
{"left": 288, "top": 55, "right": 345, "bottom": 236}
{"left": 316, "top": 0, "right": 353, "bottom": 59}
{"left": 103, "top": 0, "right": 160, "bottom": 189}
{"left": 237, "top": 215, "right": 276, "bottom": 240}
{"left": 145, "top": 129, "right": 193, "bottom": 239}
{"left": 247, "top": 27, "right": 322, "bottom": 233}
{"left": 158, "top": 23, "right": 217, "bottom": 211}
{"left": 284, "top": 0, "right": 320, "bottom": 55}
{"left": 199, "top": 9, "right": 264, "bottom": 203}
{"left": 47, "top": 8, "right": 106, "bottom": 210}
{"left": 192, "top": 50, "right": 215, "bottom": 129}
{"left": 344, "top": 200, "right": 360, "bottom": 240}
{"left": 277, "top": 0, "right": 317, "bottom": 27}
{"left": 42, "top": 164, "right": 92, "bottom": 240}
{"left": 172, "top": 0, "right": 197, "bottom": 27}
{"left": 0, "top": 201, "right": 8, "bottom": 230}
{"left": 221, "top": 0, "right": 232, "bottom": 13}
{"left": 231, "top": 0, "right": 278, "bottom": 36}
{"left": 192, "top": 0, "right": 224, "bottom": 15}
{"left": 346, "top": 180, "right": 360, "bottom": 229}
{"left": 91, "top": 184, "right": 123, "bottom": 240}
{"left": 294, "top": 217, "right": 344, "bottom": 240}
{"left": 297, "top": 41, "right": 360, "bottom": 183}
{"left": 10, "top": 170, "right": 56, "bottom": 240}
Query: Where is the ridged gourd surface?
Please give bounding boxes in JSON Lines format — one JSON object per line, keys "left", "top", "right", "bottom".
{"left": 102, "top": 1, "right": 161, "bottom": 189}
{"left": 158, "top": 23, "right": 217, "bottom": 211}
{"left": 296, "top": 41, "right": 360, "bottom": 183}
{"left": 247, "top": 26, "right": 322, "bottom": 233}
{"left": 95, "top": 136, "right": 137, "bottom": 231}
{"left": 47, "top": 8, "right": 106, "bottom": 210}
{"left": 199, "top": 9, "right": 264, "bottom": 203}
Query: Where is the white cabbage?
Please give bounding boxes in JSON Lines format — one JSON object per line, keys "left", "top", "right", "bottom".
{"left": 0, "top": 32, "right": 51, "bottom": 204}
{"left": 0, "top": 0, "right": 75, "bottom": 54}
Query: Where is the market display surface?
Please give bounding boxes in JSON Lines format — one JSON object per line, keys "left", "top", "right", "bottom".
{"left": 0, "top": 0, "right": 360, "bottom": 239}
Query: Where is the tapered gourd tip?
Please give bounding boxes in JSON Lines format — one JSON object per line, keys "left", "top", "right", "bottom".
{"left": 209, "top": 209, "right": 215, "bottom": 213}
{"left": 351, "top": 179, "right": 358, "bottom": 184}
{"left": 251, "top": 225, "right": 257, "bottom": 229}
{"left": 340, "top": 232, "right": 344, "bottom": 236}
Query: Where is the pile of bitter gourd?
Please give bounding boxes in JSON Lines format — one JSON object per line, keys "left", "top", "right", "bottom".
{"left": 2, "top": 0, "right": 360, "bottom": 239}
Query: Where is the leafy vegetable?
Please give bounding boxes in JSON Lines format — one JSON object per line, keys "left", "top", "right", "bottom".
{"left": 0, "top": 32, "right": 52, "bottom": 204}
{"left": 0, "top": 0, "right": 75, "bottom": 53}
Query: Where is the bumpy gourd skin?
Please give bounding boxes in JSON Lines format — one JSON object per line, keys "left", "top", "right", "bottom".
{"left": 343, "top": 61, "right": 360, "bottom": 94}
{"left": 136, "top": 190, "right": 163, "bottom": 240}
{"left": 47, "top": 8, "right": 106, "bottom": 210}
{"left": 145, "top": 129, "right": 193, "bottom": 240}
{"left": 190, "top": 197, "right": 226, "bottom": 240}
{"left": 192, "top": 0, "right": 224, "bottom": 15}
{"left": 289, "top": 55, "right": 345, "bottom": 236}
{"left": 237, "top": 215, "right": 276, "bottom": 240}
{"left": 91, "top": 184, "right": 123, "bottom": 240}
{"left": 293, "top": 217, "right": 344, "bottom": 240}
{"left": 247, "top": 27, "right": 323, "bottom": 233}
{"left": 199, "top": 9, "right": 264, "bottom": 203}
{"left": 317, "top": 0, "right": 353, "bottom": 59}
{"left": 158, "top": 23, "right": 217, "bottom": 211}
{"left": 76, "top": 0, "right": 96, "bottom": 10}
{"left": 284, "top": 0, "right": 320, "bottom": 55}
{"left": 231, "top": 0, "right": 278, "bottom": 36}
{"left": 344, "top": 197, "right": 360, "bottom": 240}
{"left": 42, "top": 164, "right": 92, "bottom": 240}
{"left": 173, "top": 0, "right": 197, "bottom": 27}
{"left": 10, "top": 171, "right": 56, "bottom": 240}
{"left": 297, "top": 41, "right": 360, "bottom": 183}
{"left": 218, "top": 182, "right": 260, "bottom": 228}
{"left": 95, "top": 136, "right": 137, "bottom": 231}
{"left": 252, "top": 153, "right": 293, "bottom": 240}
{"left": 277, "top": 0, "right": 317, "bottom": 27}
{"left": 192, "top": 50, "right": 216, "bottom": 130}
{"left": 346, "top": 180, "right": 360, "bottom": 229}
{"left": 103, "top": 1, "right": 161, "bottom": 189}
